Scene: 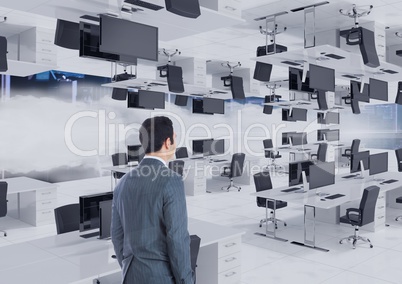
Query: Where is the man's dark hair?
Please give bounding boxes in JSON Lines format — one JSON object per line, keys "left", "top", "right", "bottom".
{"left": 139, "top": 116, "right": 174, "bottom": 154}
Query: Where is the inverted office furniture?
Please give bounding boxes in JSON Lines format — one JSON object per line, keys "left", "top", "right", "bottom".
{"left": 111, "top": 153, "right": 128, "bottom": 179}
{"left": 0, "top": 182, "right": 8, "bottom": 236}
{"left": 342, "top": 139, "right": 360, "bottom": 163}
{"left": 175, "top": 147, "right": 189, "bottom": 159}
{"left": 0, "top": 219, "right": 244, "bottom": 284}
{"left": 190, "top": 234, "right": 201, "bottom": 284}
{"left": 339, "top": 185, "right": 380, "bottom": 249}
{"left": 4, "top": 177, "right": 57, "bottom": 226}
{"left": 263, "top": 139, "right": 282, "bottom": 169}
{"left": 395, "top": 148, "right": 402, "bottom": 172}
{"left": 395, "top": 196, "right": 402, "bottom": 221}
{"left": 168, "top": 160, "right": 185, "bottom": 176}
{"left": 221, "top": 153, "right": 246, "bottom": 192}
{"left": 54, "top": 203, "right": 80, "bottom": 235}
{"left": 311, "top": 143, "right": 328, "bottom": 162}
{"left": 254, "top": 171, "right": 287, "bottom": 229}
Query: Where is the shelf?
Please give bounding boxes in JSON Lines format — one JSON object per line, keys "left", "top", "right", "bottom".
{"left": 0, "top": 60, "right": 57, "bottom": 77}
{"left": 253, "top": 44, "right": 402, "bottom": 82}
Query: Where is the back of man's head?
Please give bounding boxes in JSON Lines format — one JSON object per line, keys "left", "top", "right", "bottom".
{"left": 140, "top": 116, "right": 174, "bottom": 154}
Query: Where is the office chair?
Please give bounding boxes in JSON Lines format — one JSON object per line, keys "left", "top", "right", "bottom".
{"left": 262, "top": 139, "right": 281, "bottom": 168}
{"left": 190, "top": 234, "right": 201, "bottom": 284}
{"left": 221, "top": 153, "right": 246, "bottom": 192}
{"left": 395, "top": 148, "right": 402, "bottom": 172}
{"left": 342, "top": 139, "right": 360, "bottom": 165}
{"left": 111, "top": 153, "right": 128, "bottom": 179}
{"left": 168, "top": 160, "right": 185, "bottom": 177}
{"left": 175, "top": 147, "right": 189, "bottom": 159}
{"left": 339, "top": 185, "right": 380, "bottom": 249}
{"left": 253, "top": 171, "right": 287, "bottom": 229}
{"left": 54, "top": 203, "right": 80, "bottom": 235}
{"left": 311, "top": 143, "right": 328, "bottom": 162}
{"left": 0, "top": 182, "right": 8, "bottom": 237}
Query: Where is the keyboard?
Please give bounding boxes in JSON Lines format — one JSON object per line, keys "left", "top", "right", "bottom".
{"left": 326, "top": 194, "right": 345, "bottom": 200}
{"left": 381, "top": 179, "right": 398, "bottom": 184}
{"left": 213, "top": 159, "right": 228, "bottom": 162}
{"left": 278, "top": 146, "right": 290, "bottom": 149}
{"left": 281, "top": 187, "right": 301, "bottom": 193}
{"left": 190, "top": 157, "right": 204, "bottom": 160}
{"left": 342, "top": 174, "right": 358, "bottom": 179}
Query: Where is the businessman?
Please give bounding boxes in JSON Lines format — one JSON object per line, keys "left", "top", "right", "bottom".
{"left": 111, "top": 116, "right": 193, "bottom": 284}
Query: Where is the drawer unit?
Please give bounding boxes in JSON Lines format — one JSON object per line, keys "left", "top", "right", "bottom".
{"left": 200, "top": 0, "right": 241, "bottom": 17}
{"left": 218, "top": 237, "right": 241, "bottom": 258}
{"left": 218, "top": 266, "right": 241, "bottom": 284}
{"left": 19, "top": 27, "right": 57, "bottom": 66}
{"left": 218, "top": 252, "right": 241, "bottom": 273}
{"left": 36, "top": 188, "right": 57, "bottom": 201}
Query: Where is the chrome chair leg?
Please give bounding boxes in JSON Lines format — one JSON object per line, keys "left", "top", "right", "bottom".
{"left": 221, "top": 179, "right": 241, "bottom": 192}
{"left": 395, "top": 215, "right": 402, "bottom": 221}
{"left": 339, "top": 226, "right": 373, "bottom": 249}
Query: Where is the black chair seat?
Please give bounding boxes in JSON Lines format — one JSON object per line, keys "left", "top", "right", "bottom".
{"left": 257, "top": 198, "right": 287, "bottom": 210}
{"left": 113, "top": 172, "right": 126, "bottom": 179}
{"left": 340, "top": 214, "right": 360, "bottom": 225}
{"left": 397, "top": 196, "right": 402, "bottom": 203}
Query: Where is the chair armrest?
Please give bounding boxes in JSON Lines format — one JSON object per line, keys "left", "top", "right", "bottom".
{"left": 222, "top": 167, "right": 231, "bottom": 174}
{"left": 346, "top": 208, "right": 361, "bottom": 220}
{"left": 310, "top": 154, "right": 318, "bottom": 159}
{"left": 344, "top": 149, "right": 351, "bottom": 155}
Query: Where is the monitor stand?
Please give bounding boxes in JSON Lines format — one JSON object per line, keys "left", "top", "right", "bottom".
{"left": 295, "top": 171, "right": 309, "bottom": 193}
{"left": 80, "top": 231, "right": 99, "bottom": 239}
{"left": 354, "top": 160, "right": 365, "bottom": 179}
{"left": 368, "top": 174, "right": 385, "bottom": 182}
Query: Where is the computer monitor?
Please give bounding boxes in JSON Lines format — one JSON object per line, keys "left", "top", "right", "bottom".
{"left": 325, "top": 112, "right": 340, "bottom": 124}
{"left": 369, "top": 78, "right": 388, "bottom": 101}
{"left": 289, "top": 160, "right": 314, "bottom": 186}
{"left": 325, "top": 129, "right": 340, "bottom": 142}
{"left": 230, "top": 76, "right": 245, "bottom": 99}
{"left": 192, "top": 139, "right": 213, "bottom": 155}
{"left": 290, "top": 132, "right": 307, "bottom": 146}
{"left": 369, "top": 152, "right": 388, "bottom": 176}
{"left": 350, "top": 80, "right": 369, "bottom": 102}
{"left": 282, "top": 132, "right": 296, "bottom": 145}
{"left": 79, "top": 192, "right": 113, "bottom": 238}
{"left": 167, "top": 65, "right": 185, "bottom": 93}
{"left": 127, "top": 145, "right": 145, "bottom": 163}
{"left": 291, "top": 108, "right": 307, "bottom": 121}
{"left": 350, "top": 151, "right": 370, "bottom": 174}
{"left": 309, "top": 64, "right": 335, "bottom": 92}
{"left": 175, "top": 95, "right": 188, "bottom": 106}
{"left": 205, "top": 139, "right": 225, "bottom": 156}
{"left": 309, "top": 162, "right": 335, "bottom": 189}
{"left": 203, "top": 98, "right": 225, "bottom": 114}
{"left": 138, "top": 90, "right": 165, "bottom": 109}
{"left": 288, "top": 67, "right": 314, "bottom": 93}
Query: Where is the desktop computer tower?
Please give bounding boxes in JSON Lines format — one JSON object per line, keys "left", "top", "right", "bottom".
{"left": 165, "top": 0, "right": 201, "bottom": 18}
{"left": 0, "top": 36, "right": 7, "bottom": 72}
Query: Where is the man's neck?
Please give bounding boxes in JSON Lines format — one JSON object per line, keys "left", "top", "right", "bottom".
{"left": 146, "top": 152, "right": 169, "bottom": 164}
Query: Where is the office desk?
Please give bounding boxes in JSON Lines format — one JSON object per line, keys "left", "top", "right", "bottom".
{"left": 0, "top": 219, "right": 244, "bottom": 284}
{"left": 2, "top": 177, "right": 58, "bottom": 226}
{"left": 102, "top": 165, "right": 136, "bottom": 189}
{"left": 251, "top": 171, "right": 402, "bottom": 251}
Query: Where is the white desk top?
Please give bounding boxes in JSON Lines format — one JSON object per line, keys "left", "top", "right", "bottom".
{"left": 0, "top": 219, "right": 244, "bottom": 284}
{"left": 252, "top": 171, "right": 402, "bottom": 210}
{"left": 1, "top": 176, "right": 57, "bottom": 195}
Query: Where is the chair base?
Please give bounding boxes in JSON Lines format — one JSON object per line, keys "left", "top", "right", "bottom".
{"left": 221, "top": 179, "right": 241, "bottom": 192}
{"left": 395, "top": 216, "right": 402, "bottom": 221}
{"left": 259, "top": 217, "right": 287, "bottom": 229}
{"left": 339, "top": 226, "right": 372, "bottom": 249}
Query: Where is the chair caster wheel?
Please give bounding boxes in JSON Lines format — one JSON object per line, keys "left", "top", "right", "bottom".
{"left": 275, "top": 226, "right": 278, "bottom": 229}
{"left": 339, "top": 240, "right": 343, "bottom": 244}
{"left": 370, "top": 245, "right": 373, "bottom": 248}
{"left": 259, "top": 224, "right": 262, "bottom": 228}
{"left": 284, "top": 223, "right": 287, "bottom": 226}
{"left": 4, "top": 233, "right": 6, "bottom": 237}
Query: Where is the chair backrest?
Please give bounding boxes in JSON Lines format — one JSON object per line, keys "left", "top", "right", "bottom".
{"left": 263, "top": 139, "right": 273, "bottom": 149}
{"left": 0, "top": 182, "right": 7, "bottom": 218}
{"left": 351, "top": 139, "right": 360, "bottom": 154}
{"left": 190, "top": 234, "right": 201, "bottom": 283}
{"left": 253, "top": 171, "right": 272, "bottom": 208}
{"left": 359, "top": 185, "right": 380, "bottom": 226}
{"left": 111, "top": 153, "right": 128, "bottom": 166}
{"left": 168, "top": 160, "right": 185, "bottom": 176}
{"left": 395, "top": 148, "right": 402, "bottom": 172}
{"left": 54, "top": 203, "right": 80, "bottom": 234}
{"left": 175, "top": 147, "right": 189, "bottom": 159}
{"left": 229, "top": 153, "right": 246, "bottom": 178}
{"left": 317, "top": 143, "right": 328, "bottom": 162}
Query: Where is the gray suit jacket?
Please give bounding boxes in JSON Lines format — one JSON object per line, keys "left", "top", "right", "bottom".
{"left": 111, "top": 157, "right": 193, "bottom": 284}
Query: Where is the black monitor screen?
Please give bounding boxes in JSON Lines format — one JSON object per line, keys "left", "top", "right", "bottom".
{"left": 289, "top": 67, "right": 314, "bottom": 93}
{"left": 203, "top": 98, "right": 225, "bottom": 114}
{"left": 127, "top": 145, "right": 145, "bottom": 163}
{"left": 205, "top": 139, "right": 225, "bottom": 156}
{"left": 167, "top": 65, "right": 184, "bottom": 93}
{"left": 127, "top": 91, "right": 142, "bottom": 109}
{"left": 351, "top": 151, "right": 370, "bottom": 173}
{"left": 369, "top": 78, "right": 388, "bottom": 101}
{"left": 79, "top": 192, "right": 113, "bottom": 236}
{"left": 99, "top": 15, "right": 158, "bottom": 61}
{"left": 192, "top": 139, "right": 213, "bottom": 155}
{"left": 325, "top": 112, "right": 340, "bottom": 124}
{"left": 309, "top": 64, "right": 335, "bottom": 92}
{"left": 291, "top": 132, "right": 307, "bottom": 146}
{"left": 289, "top": 160, "right": 314, "bottom": 186}
{"left": 350, "top": 80, "right": 370, "bottom": 102}
{"left": 193, "top": 98, "right": 205, "bottom": 114}
{"left": 309, "top": 162, "right": 335, "bottom": 189}
{"left": 291, "top": 108, "right": 307, "bottom": 121}
{"left": 317, "top": 112, "right": 325, "bottom": 124}
{"left": 282, "top": 132, "right": 296, "bottom": 145}
{"left": 175, "top": 95, "right": 188, "bottom": 106}
{"left": 325, "top": 129, "right": 340, "bottom": 142}
{"left": 138, "top": 90, "right": 165, "bottom": 109}
{"left": 369, "top": 152, "right": 388, "bottom": 176}
{"left": 231, "top": 76, "right": 245, "bottom": 99}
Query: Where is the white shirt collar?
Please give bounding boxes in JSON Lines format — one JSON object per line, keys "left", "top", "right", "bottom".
{"left": 142, "top": 155, "right": 167, "bottom": 167}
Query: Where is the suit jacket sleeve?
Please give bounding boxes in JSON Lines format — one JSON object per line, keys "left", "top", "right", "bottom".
{"left": 164, "top": 175, "right": 193, "bottom": 284}
{"left": 111, "top": 188, "right": 124, "bottom": 267}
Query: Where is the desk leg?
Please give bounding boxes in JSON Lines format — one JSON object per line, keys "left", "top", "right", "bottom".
{"left": 110, "top": 172, "right": 114, "bottom": 190}
{"left": 291, "top": 205, "right": 329, "bottom": 252}
{"left": 254, "top": 198, "right": 287, "bottom": 242}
